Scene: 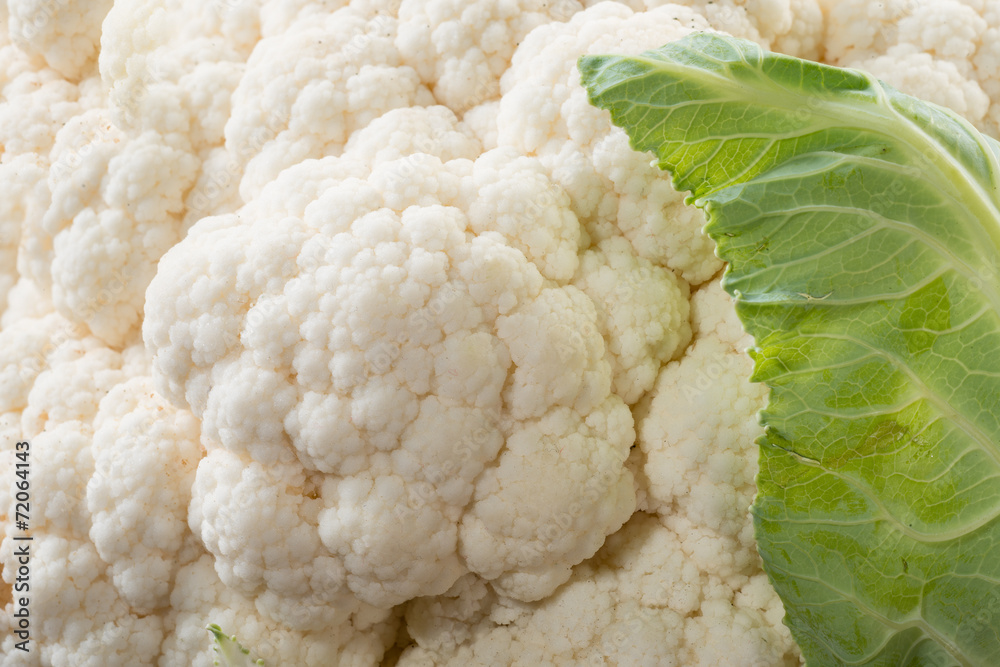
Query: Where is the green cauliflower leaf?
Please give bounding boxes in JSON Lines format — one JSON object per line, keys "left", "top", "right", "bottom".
{"left": 580, "top": 32, "right": 1000, "bottom": 666}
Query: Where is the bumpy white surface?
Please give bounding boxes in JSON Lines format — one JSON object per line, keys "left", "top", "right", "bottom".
{"left": 145, "top": 116, "right": 648, "bottom": 615}
{"left": 1, "top": 0, "right": 995, "bottom": 664}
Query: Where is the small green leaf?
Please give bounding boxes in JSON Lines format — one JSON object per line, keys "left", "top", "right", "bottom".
{"left": 208, "top": 624, "right": 265, "bottom": 666}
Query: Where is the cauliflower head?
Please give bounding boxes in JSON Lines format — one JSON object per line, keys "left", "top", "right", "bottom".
{"left": 143, "top": 103, "right": 690, "bottom": 619}
{"left": 2, "top": 0, "right": 999, "bottom": 665}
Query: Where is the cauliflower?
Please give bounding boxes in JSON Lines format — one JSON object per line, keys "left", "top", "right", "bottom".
{"left": 6, "top": 0, "right": 112, "bottom": 80}
{"left": 396, "top": 281, "right": 798, "bottom": 666}
{"left": 495, "top": 2, "right": 732, "bottom": 284}
{"left": 819, "top": 0, "right": 1000, "bottom": 136}
{"left": 1, "top": 1, "right": 998, "bottom": 665}
{"left": 224, "top": 2, "right": 435, "bottom": 200}
{"left": 143, "top": 105, "right": 670, "bottom": 616}
{"left": 87, "top": 377, "right": 204, "bottom": 614}
{"left": 395, "top": 0, "right": 584, "bottom": 113}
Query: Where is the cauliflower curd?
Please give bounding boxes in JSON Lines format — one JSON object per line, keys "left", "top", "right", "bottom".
{"left": 0, "top": 1, "right": 997, "bottom": 665}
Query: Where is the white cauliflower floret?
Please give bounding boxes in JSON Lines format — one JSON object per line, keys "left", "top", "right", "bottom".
{"left": 0, "top": 155, "right": 44, "bottom": 315}
{"left": 459, "top": 396, "right": 635, "bottom": 601}
{"left": 0, "top": 535, "right": 164, "bottom": 666}
{"left": 256, "top": 0, "right": 351, "bottom": 36}
{"left": 99, "top": 0, "right": 255, "bottom": 145}
{"left": 10, "top": 0, "right": 275, "bottom": 347}
{"left": 344, "top": 105, "right": 482, "bottom": 166}
{"left": 0, "top": 319, "right": 126, "bottom": 545}
{"left": 159, "top": 554, "right": 398, "bottom": 667}
{"left": 860, "top": 45, "right": 990, "bottom": 123}
{"left": 496, "top": 3, "right": 732, "bottom": 284}
{"left": 20, "top": 108, "right": 199, "bottom": 348}
{"left": 0, "top": 312, "right": 77, "bottom": 417}
{"left": 820, "top": 0, "right": 962, "bottom": 65}
{"left": 17, "top": 425, "right": 94, "bottom": 544}
{"left": 458, "top": 147, "right": 581, "bottom": 281}
{"left": 0, "top": 287, "right": 389, "bottom": 666}
{"left": 574, "top": 236, "right": 691, "bottom": 404}
{"left": 0, "top": 51, "right": 101, "bottom": 317}
{"left": 495, "top": 1, "right": 823, "bottom": 286}
{"left": 820, "top": 0, "right": 1000, "bottom": 137}
{"left": 397, "top": 279, "right": 793, "bottom": 667}
{"left": 141, "top": 100, "right": 692, "bottom": 623}
{"left": 225, "top": 3, "right": 435, "bottom": 200}
{"left": 6, "top": 0, "right": 114, "bottom": 80}
{"left": 0, "top": 61, "right": 94, "bottom": 156}
{"left": 395, "top": 0, "right": 583, "bottom": 113}
{"left": 0, "top": 278, "right": 52, "bottom": 328}
{"left": 462, "top": 100, "right": 501, "bottom": 150}
{"left": 190, "top": 448, "right": 383, "bottom": 629}
{"left": 641, "top": 281, "right": 766, "bottom": 585}
{"left": 87, "top": 377, "right": 204, "bottom": 614}
{"left": 635, "top": 0, "right": 823, "bottom": 60}
{"left": 98, "top": 0, "right": 265, "bottom": 238}
{"left": 21, "top": 337, "right": 127, "bottom": 438}
{"left": 146, "top": 181, "right": 636, "bottom": 608}
{"left": 399, "top": 511, "right": 796, "bottom": 667}
{"left": 0, "top": 320, "right": 168, "bottom": 666}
